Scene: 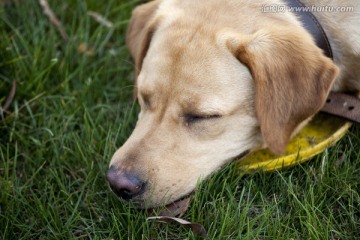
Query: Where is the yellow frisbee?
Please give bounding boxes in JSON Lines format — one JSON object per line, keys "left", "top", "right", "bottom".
{"left": 237, "top": 113, "right": 351, "bottom": 172}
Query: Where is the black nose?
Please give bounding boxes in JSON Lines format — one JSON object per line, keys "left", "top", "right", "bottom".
{"left": 106, "top": 166, "right": 146, "bottom": 200}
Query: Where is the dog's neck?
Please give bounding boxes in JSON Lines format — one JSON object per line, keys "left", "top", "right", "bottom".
{"left": 284, "top": 0, "right": 333, "bottom": 59}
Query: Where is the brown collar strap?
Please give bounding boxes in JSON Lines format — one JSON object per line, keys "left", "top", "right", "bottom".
{"left": 284, "top": 0, "right": 333, "bottom": 59}
{"left": 321, "top": 92, "right": 360, "bottom": 124}
{"left": 284, "top": 0, "right": 360, "bottom": 123}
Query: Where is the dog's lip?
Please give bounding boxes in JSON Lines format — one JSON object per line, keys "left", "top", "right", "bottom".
{"left": 147, "top": 192, "right": 194, "bottom": 217}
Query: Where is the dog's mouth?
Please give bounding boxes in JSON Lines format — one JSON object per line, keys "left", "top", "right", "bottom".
{"left": 147, "top": 192, "right": 194, "bottom": 217}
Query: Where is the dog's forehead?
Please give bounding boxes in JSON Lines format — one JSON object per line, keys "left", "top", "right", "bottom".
{"left": 137, "top": 20, "right": 255, "bottom": 114}
{"left": 140, "top": 27, "right": 224, "bottom": 87}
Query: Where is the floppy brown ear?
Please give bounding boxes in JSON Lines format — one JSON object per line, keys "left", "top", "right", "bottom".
{"left": 226, "top": 27, "right": 339, "bottom": 154}
{"left": 126, "top": 0, "right": 161, "bottom": 75}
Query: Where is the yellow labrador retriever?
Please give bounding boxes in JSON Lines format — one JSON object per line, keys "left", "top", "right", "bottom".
{"left": 107, "top": 0, "right": 360, "bottom": 208}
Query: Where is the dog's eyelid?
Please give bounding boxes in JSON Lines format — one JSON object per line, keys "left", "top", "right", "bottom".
{"left": 184, "top": 113, "right": 222, "bottom": 124}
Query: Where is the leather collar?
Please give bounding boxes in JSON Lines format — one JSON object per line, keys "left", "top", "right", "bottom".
{"left": 284, "top": 0, "right": 333, "bottom": 59}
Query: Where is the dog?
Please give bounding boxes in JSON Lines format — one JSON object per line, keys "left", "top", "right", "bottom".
{"left": 106, "top": 0, "right": 360, "bottom": 208}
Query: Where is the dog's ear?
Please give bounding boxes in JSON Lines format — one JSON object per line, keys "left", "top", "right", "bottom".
{"left": 126, "top": 0, "right": 161, "bottom": 75}
{"left": 225, "top": 27, "right": 339, "bottom": 154}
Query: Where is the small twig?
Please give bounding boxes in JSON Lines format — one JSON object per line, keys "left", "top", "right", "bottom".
{"left": 88, "top": 11, "right": 113, "bottom": 28}
{"left": 147, "top": 216, "right": 209, "bottom": 239}
{"left": 38, "top": 0, "right": 68, "bottom": 42}
{"left": 145, "top": 194, "right": 209, "bottom": 238}
{"left": 1, "top": 80, "right": 16, "bottom": 115}
{"left": 3, "top": 92, "right": 45, "bottom": 121}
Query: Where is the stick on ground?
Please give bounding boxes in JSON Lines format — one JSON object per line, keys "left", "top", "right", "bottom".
{"left": 88, "top": 11, "right": 113, "bottom": 28}
{"left": 39, "top": 0, "right": 68, "bottom": 42}
{"left": 1, "top": 80, "right": 16, "bottom": 116}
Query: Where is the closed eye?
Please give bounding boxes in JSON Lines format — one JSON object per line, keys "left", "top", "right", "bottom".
{"left": 184, "top": 113, "right": 222, "bottom": 125}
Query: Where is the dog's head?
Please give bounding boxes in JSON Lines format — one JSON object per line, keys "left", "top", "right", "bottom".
{"left": 107, "top": 1, "right": 339, "bottom": 208}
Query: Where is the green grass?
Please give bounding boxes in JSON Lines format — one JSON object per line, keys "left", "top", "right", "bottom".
{"left": 0, "top": 1, "right": 359, "bottom": 239}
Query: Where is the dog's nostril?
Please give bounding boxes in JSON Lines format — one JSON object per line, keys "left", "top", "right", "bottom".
{"left": 106, "top": 166, "right": 145, "bottom": 200}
